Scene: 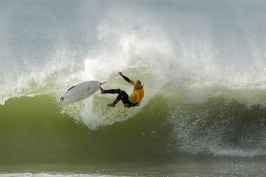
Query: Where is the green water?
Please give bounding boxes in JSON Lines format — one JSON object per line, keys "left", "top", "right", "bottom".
{"left": 1, "top": 95, "right": 266, "bottom": 176}
{"left": 0, "top": 95, "right": 173, "bottom": 172}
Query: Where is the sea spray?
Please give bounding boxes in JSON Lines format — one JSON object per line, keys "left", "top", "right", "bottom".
{"left": 0, "top": 57, "right": 84, "bottom": 105}
{"left": 1, "top": 0, "right": 266, "bottom": 159}
{"left": 167, "top": 93, "right": 266, "bottom": 157}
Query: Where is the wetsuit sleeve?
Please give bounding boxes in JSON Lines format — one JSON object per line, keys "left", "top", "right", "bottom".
{"left": 122, "top": 74, "right": 135, "bottom": 85}
{"left": 121, "top": 75, "right": 130, "bottom": 82}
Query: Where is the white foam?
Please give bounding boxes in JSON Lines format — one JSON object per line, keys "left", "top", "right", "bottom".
{"left": 210, "top": 148, "right": 266, "bottom": 158}
{"left": 0, "top": 56, "right": 84, "bottom": 105}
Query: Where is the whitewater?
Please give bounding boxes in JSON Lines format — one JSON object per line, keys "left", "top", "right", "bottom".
{"left": 1, "top": 0, "right": 266, "bottom": 176}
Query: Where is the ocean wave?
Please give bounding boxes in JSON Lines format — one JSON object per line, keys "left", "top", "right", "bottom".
{"left": 1, "top": 0, "right": 266, "bottom": 159}
{"left": 1, "top": 89, "right": 266, "bottom": 158}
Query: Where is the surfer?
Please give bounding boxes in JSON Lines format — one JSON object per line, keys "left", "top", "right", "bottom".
{"left": 99, "top": 72, "right": 144, "bottom": 108}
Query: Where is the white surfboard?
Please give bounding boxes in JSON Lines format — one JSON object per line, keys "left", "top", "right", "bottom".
{"left": 60, "top": 80, "right": 101, "bottom": 104}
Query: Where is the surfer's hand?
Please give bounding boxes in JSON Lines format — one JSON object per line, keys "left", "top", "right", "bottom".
{"left": 118, "top": 72, "right": 123, "bottom": 76}
{"left": 124, "top": 103, "right": 130, "bottom": 108}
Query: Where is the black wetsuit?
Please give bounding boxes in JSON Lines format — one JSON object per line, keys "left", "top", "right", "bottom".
{"left": 104, "top": 75, "right": 141, "bottom": 107}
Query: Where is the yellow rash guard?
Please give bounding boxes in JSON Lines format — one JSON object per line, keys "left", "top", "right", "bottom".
{"left": 120, "top": 74, "right": 144, "bottom": 107}
{"left": 129, "top": 80, "right": 144, "bottom": 104}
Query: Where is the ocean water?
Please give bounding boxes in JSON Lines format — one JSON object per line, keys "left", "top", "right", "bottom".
{"left": 1, "top": 0, "right": 266, "bottom": 176}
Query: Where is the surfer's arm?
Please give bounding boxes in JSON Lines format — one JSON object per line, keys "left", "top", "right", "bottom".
{"left": 121, "top": 74, "right": 130, "bottom": 83}
{"left": 119, "top": 72, "right": 134, "bottom": 85}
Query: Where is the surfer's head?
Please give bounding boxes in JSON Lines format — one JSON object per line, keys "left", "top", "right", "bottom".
{"left": 134, "top": 80, "right": 142, "bottom": 90}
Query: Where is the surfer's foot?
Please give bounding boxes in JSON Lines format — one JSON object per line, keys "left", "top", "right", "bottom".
{"left": 99, "top": 87, "right": 106, "bottom": 94}
{"left": 107, "top": 103, "right": 116, "bottom": 108}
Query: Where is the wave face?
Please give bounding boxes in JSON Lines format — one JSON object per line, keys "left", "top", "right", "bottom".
{"left": 1, "top": 93, "right": 266, "bottom": 170}
{"left": 1, "top": 0, "right": 266, "bottom": 170}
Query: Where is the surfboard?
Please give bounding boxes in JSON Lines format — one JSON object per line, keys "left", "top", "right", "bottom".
{"left": 60, "top": 80, "right": 101, "bottom": 104}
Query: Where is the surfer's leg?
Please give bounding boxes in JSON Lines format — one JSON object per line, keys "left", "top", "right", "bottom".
{"left": 113, "top": 90, "right": 128, "bottom": 104}
{"left": 106, "top": 89, "right": 122, "bottom": 94}
{"left": 100, "top": 87, "right": 121, "bottom": 94}
{"left": 100, "top": 87, "right": 131, "bottom": 107}
{"left": 121, "top": 93, "right": 132, "bottom": 105}
{"left": 107, "top": 90, "right": 129, "bottom": 107}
